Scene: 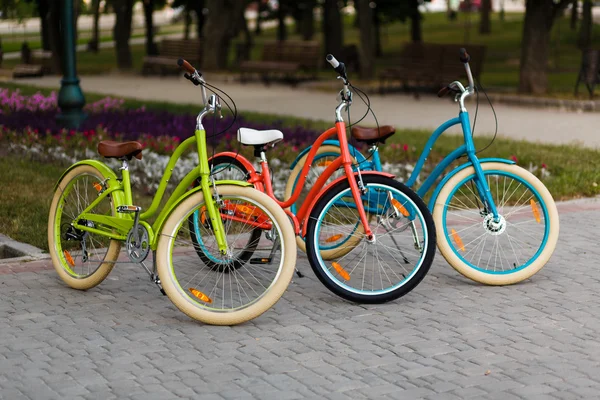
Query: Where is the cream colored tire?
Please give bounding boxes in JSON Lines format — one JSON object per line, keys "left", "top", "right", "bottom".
{"left": 48, "top": 165, "right": 122, "bottom": 290}
{"left": 433, "top": 162, "right": 559, "bottom": 285}
{"left": 284, "top": 145, "right": 361, "bottom": 259}
{"left": 156, "top": 185, "right": 296, "bottom": 325}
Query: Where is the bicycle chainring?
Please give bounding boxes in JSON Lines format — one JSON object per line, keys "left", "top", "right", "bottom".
{"left": 126, "top": 225, "right": 150, "bottom": 263}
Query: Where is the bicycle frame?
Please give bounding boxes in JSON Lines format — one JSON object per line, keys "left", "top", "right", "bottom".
{"left": 215, "top": 120, "right": 393, "bottom": 239}
{"left": 60, "top": 126, "right": 232, "bottom": 253}
{"left": 295, "top": 111, "right": 512, "bottom": 221}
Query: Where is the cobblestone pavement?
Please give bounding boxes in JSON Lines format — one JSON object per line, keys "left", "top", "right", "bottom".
{"left": 1, "top": 198, "right": 600, "bottom": 400}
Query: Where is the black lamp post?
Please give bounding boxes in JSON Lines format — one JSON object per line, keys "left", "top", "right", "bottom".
{"left": 57, "top": 0, "right": 87, "bottom": 128}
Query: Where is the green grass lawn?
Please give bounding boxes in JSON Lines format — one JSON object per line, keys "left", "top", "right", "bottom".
{"left": 235, "top": 11, "right": 600, "bottom": 95}
{"left": 1, "top": 24, "right": 185, "bottom": 53}
{"left": 3, "top": 11, "right": 597, "bottom": 93}
{"left": 1, "top": 83, "right": 599, "bottom": 250}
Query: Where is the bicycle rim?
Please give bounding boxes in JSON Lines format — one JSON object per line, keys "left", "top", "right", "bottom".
{"left": 308, "top": 176, "right": 434, "bottom": 302}
{"left": 440, "top": 169, "right": 550, "bottom": 274}
{"left": 163, "top": 192, "right": 287, "bottom": 313}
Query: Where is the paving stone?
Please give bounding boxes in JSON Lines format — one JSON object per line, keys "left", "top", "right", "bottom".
{"left": 0, "top": 201, "right": 599, "bottom": 399}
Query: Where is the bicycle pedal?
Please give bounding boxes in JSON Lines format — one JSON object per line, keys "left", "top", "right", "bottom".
{"left": 117, "top": 205, "right": 142, "bottom": 213}
{"left": 250, "top": 257, "right": 272, "bottom": 264}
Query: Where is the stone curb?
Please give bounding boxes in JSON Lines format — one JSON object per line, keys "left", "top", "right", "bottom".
{"left": 486, "top": 93, "right": 600, "bottom": 112}
{"left": 0, "top": 233, "right": 47, "bottom": 263}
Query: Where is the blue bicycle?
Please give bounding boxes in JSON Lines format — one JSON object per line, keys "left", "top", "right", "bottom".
{"left": 285, "top": 49, "right": 559, "bottom": 285}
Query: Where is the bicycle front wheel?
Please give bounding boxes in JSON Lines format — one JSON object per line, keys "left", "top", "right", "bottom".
{"left": 433, "top": 162, "right": 559, "bottom": 285}
{"left": 48, "top": 165, "right": 122, "bottom": 290}
{"left": 156, "top": 185, "right": 296, "bottom": 325}
{"left": 306, "top": 175, "right": 436, "bottom": 304}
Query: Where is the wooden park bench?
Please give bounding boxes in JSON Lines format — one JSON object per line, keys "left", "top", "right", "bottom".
{"left": 12, "top": 49, "right": 54, "bottom": 79}
{"left": 239, "top": 40, "right": 321, "bottom": 85}
{"left": 379, "top": 43, "right": 486, "bottom": 95}
{"left": 575, "top": 48, "right": 600, "bottom": 98}
{"left": 142, "top": 39, "right": 202, "bottom": 75}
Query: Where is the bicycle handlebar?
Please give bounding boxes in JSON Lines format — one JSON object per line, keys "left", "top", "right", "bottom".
{"left": 176, "top": 58, "right": 211, "bottom": 110}
{"left": 326, "top": 54, "right": 347, "bottom": 78}
{"left": 177, "top": 58, "right": 199, "bottom": 75}
{"left": 459, "top": 48, "right": 471, "bottom": 64}
{"left": 437, "top": 86, "right": 450, "bottom": 98}
{"left": 459, "top": 48, "right": 475, "bottom": 90}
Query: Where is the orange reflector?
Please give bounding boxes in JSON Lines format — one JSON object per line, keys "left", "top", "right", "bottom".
{"left": 189, "top": 288, "right": 212, "bottom": 303}
{"left": 236, "top": 204, "right": 261, "bottom": 218}
{"left": 93, "top": 182, "right": 102, "bottom": 192}
{"left": 530, "top": 200, "right": 541, "bottom": 224}
{"left": 391, "top": 199, "right": 410, "bottom": 217}
{"left": 63, "top": 250, "right": 75, "bottom": 267}
{"left": 325, "top": 234, "right": 343, "bottom": 243}
{"left": 317, "top": 160, "right": 333, "bottom": 167}
{"left": 332, "top": 262, "right": 350, "bottom": 281}
{"left": 451, "top": 229, "right": 465, "bottom": 252}
{"left": 199, "top": 206, "right": 207, "bottom": 225}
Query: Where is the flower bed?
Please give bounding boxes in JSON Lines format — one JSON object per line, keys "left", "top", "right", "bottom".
{"left": 0, "top": 89, "right": 551, "bottom": 197}
{"left": 0, "top": 89, "right": 332, "bottom": 195}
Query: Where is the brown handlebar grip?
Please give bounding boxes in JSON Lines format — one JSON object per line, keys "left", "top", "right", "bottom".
{"left": 437, "top": 86, "right": 450, "bottom": 98}
{"left": 177, "top": 58, "right": 196, "bottom": 74}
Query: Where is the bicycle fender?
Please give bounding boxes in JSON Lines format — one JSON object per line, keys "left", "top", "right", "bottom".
{"left": 209, "top": 152, "right": 257, "bottom": 174}
{"left": 428, "top": 158, "right": 516, "bottom": 211}
{"left": 54, "top": 160, "right": 118, "bottom": 191}
{"left": 301, "top": 171, "right": 395, "bottom": 237}
{"left": 289, "top": 140, "right": 365, "bottom": 170}
{"left": 53, "top": 159, "right": 128, "bottom": 209}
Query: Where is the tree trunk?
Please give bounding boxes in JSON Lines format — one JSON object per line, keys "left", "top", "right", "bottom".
{"left": 358, "top": 0, "right": 375, "bottom": 79}
{"left": 479, "top": 0, "right": 492, "bottom": 34}
{"left": 38, "top": 0, "right": 51, "bottom": 51}
{"left": 323, "top": 0, "right": 344, "bottom": 57}
{"left": 192, "top": 0, "right": 206, "bottom": 39}
{"left": 277, "top": 3, "right": 287, "bottom": 41}
{"left": 571, "top": 0, "right": 578, "bottom": 29}
{"left": 143, "top": 0, "right": 158, "bottom": 55}
{"left": 374, "top": 10, "right": 382, "bottom": 57}
{"left": 300, "top": 1, "right": 315, "bottom": 41}
{"left": 87, "top": 0, "right": 100, "bottom": 52}
{"left": 579, "top": 0, "right": 592, "bottom": 48}
{"left": 184, "top": 6, "right": 191, "bottom": 39}
{"left": 203, "top": 0, "right": 248, "bottom": 70}
{"left": 48, "top": 0, "right": 62, "bottom": 74}
{"left": 113, "top": 0, "right": 134, "bottom": 70}
{"left": 409, "top": 0, "right": 423, "bottom": 42}
{"left": 255, "top": 0, "right": 262, "bottom": 35}
{"left": 519, "top": 0, "right": 555, "bottom": 94}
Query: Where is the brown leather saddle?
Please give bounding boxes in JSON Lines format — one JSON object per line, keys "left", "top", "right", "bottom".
{"left": 97, "top": 140, "right": 143, "bottom": 160}
{"left": 350, "top": 125, "right": 396, "bottom": 145}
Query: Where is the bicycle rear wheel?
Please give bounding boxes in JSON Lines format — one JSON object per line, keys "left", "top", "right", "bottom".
{"left": 48, "top": 165, "right": 122, "bottom": 290}
{"left": 433, "top": 162, "right": 559, "bottom": 285}
{"left": 156, "top": 185, "right": 296, "bottom": 325}
{"left": 284, "top": 145, "right": 358, "bottom": 258}
{"left": 306, "top": 175, "right": 436, "bottom": 303}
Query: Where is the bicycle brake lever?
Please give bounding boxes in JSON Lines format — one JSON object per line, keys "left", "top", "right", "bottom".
{"left": 184, "top": 73, "right": 201, "bottom": 86}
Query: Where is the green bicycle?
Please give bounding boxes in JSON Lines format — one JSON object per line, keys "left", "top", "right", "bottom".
{"left": 48, "top": 59, "right": 297, "bottom": 325}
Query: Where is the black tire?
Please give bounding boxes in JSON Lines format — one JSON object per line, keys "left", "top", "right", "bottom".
{"left": 188, "top": 155, "right": 260, "bottom": 272}
{"left": 306, "top": 175, "right": 436, "bottom": 303}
